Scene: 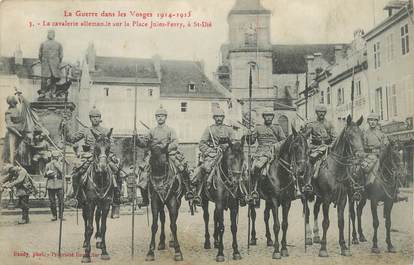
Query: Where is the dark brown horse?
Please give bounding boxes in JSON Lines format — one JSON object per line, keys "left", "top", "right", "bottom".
{"left": 200, "top": 139, "right": 244, "bottom": 262}
{"left": 80, "top": 129, "right": 114, "bottom": 263}
{"left": 249, "top": 127, "right": 310, "bottom": 259}
{"left": 308, "top": 115, "right": 365, "bottom": 257}
{"left": 145, "top": 145, "right": 183, "bottom": 261}
{"left": 349, "top": 140, "right": 403, "bottom": 253}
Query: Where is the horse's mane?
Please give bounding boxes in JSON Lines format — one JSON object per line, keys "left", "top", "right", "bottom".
{"left": 379, "top": 141, "right": 399, "bottom": 167}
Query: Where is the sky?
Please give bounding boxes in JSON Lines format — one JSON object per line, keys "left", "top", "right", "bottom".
{"left": 0, "top": 0, "right": 391, "bottom": 78}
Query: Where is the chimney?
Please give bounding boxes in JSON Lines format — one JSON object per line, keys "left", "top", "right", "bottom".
{"left": 383, "top": 0, "right": 408, "bottom": 17}
{"left": 305, "top": 54, "right": 315, "bottom": 73}
{"left": 14, "top": 44, "right": 23, "bottom": 65}
{"left": 334, "top": 45, "right": 344, "bottom": 65}
{"left": 152, "top": 54, "right": 162, "bottom": 81}
{"left": 86, "top": 42, "right": 96, "bottom": 72}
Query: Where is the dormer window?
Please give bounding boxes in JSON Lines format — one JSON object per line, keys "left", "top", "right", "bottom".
{"left": 188, "top": 82, "right": 196, "bottom": 92}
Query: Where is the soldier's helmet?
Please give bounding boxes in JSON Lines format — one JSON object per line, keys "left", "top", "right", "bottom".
{"left": 262, "top": 107, "right": 275, "bottom": 116}
{"left": 89, "top": 106, "right": 101, "bottom": 117}
{"left": 51, "top": 150, "right": 60, "bottom": 158}
{"left": 367, "top": 112, "right": 380, "bottom": 121}
{"left": 155, "top": 106, "right": 168, "bottom": 116}
{"left": 1, "top": 163, "right": 14, "bottom": 175}
{"left": 315, "top": 104, "right": 327, "bottom": 113}
{"left": 212, "top": 107, "right": 225, "bottom": 117}
{"left": 6, "top": 95, "right": 17, "bottom": 105}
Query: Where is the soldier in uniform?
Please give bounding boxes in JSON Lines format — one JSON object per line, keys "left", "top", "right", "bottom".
{"left": 1, "top": 164, "right": 36, "bottom": 224}
{"left": 192, "top": 107, "right": 236, "bottom": 205}
{"left": 247, "top": 107, "right": 286, "bottom": 200}
{"left": 362, "top": 112, "right": 407, "bottom": 202}
{"left": 38, "top": 29, "right": 63, "bottom": 99}
{"left": 136, "top": 107, "right": 193, "bottom": 206}
{"left": 303, "top": 104, "right": 336, "bottom": 177}
{"left": 2, "top": 95, "right": 23, "bottom": 165}
{"left": 44, "top": 150, "right": 64, "bottom": 221}
{"left": 63, "top": 107, "right": 123, "bottom": 218}
{"left": 32, "top": 132, "right": 51, "bottom": 175}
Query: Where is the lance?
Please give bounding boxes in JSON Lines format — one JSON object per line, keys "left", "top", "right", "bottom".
{"left": 58, "top": 90, "right": 68, "bottom": 257}
{"left": 131, "top": 64, "right": 139, "bottom": 258}
{"left": 348, "top": 64, "right": 356, "bottom": 250}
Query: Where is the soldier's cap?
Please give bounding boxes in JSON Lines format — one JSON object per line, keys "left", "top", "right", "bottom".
{"left": 315, "top": 104, "right": 327, "bottom": 112}
{"left": 6, "top": 95, "right": 17, "bottom": 105}
{"left": 89, "top": 106, "right": 101, "bottom": 117}
{"left": 262, "top": 107, "right": 275, "bottom": 116}
{"left": 155, "top": 106, "right": 168, "bottom": 116}
{"left": 212, "top": 107, "right": 225, "bottom": 117}
{"left": 367, "top": 112, "right": 380, "bottom": 121}
{"left": 1, "top": 164, "right": 17, "bottom": 175}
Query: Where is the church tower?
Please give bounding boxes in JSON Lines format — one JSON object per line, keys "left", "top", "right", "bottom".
{"left": 226, "top": 0, "right": 273, "bottom": 101}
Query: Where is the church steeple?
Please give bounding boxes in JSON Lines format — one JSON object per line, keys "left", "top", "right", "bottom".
{"left": 228, "top": 0, "right": 271, "bottom": 16}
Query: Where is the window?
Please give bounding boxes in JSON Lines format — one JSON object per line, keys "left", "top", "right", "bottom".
{"left": 337, "top": 87, "right": 344, "bottom": 106}
{"left": 401, "top": 24, "right": 410, "bottom": 55}
{"left": 320, "top": 91, "right": 324, "bottom": 104}
{"left": 180, "top": 102, "right": 188, "bottom": 112}
{"left": 355, "top": 80, "right": 362, "bottom": 97}
{"left": 386, "top": 34, "right": 394, "bottom": 62}
{"left": 374, "top": 42, "right": 381, "bottom": 69}
{"left": 389, "top": 84, "right": 397, "bottom": 117}
{"left": 327, "top": 87, "right": 331, "bottom": 105}
{"left": 188, "top": 82, "right": 195, "bottom": 92}
{"left": 375, "top": 87, "right": 384, "bottom": 120}
{"left": 104, "top": 87, "right": 109, "bottom": 96}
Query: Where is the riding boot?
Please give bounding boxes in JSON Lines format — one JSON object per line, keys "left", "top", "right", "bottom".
{"left": 138, "top": 187, "right": 149, "bottom": 207}
{"left": 111, "top": 204, "right": 120, "bottom": 219}
{"left": 51, "top": 207, "right": 57, "bottom": 221}
{"left": 394, "top": 191, "right": 408, "bottom": 203}
{"left": 192, "top": 181, "right": 204, "bottom": 206}
{"left": 182, "top": 168, "right": 194, "bottom": 201}
{"left": 18, "top": 210, "right": 26, "bottom": 224}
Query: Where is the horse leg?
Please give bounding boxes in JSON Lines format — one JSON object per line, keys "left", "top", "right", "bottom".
{"left": 318, "top": 202, "right": 330, "bottom": 257}
{"left": 313, "top": 198, "right": 322, "bottom": 244}
{"left": 100, "top": 202, "right": 111, "bottom": 260}
{"left": 215, "top": 202, "right": 225, "bottom": 262}
{"left": 213, "top": 208, "right": 219, "bottom": 249}
{"left": 82, "top": 206, "right": 88, "bottom": 248}
{"left": 357, "top": 197, "right": 367, "bottom": 242}
{"left": 349, "top": 197, "right": 359, "bottom": 245}
{"left": 82, "top": 202, "right": 95, "bottom": 263}
{"left": 271, "top": 198, "right": 281, "bottom": 259}
{"left": 264, "top": 201, "right": 273, "bottom": 247}
{"left": 371, "top": 199, "right": 380, "bottom": 253}
{"left": 384, "top": 199, "right": 396, "bottom": 253}
{"left": 304, "top": 199, "right": 313, "bottom": 245}
{"left": 230, "top": 203, "right": 241, "bottom": 260}
{"left": 158, "top": 208, "right": 166, "bottom": 250}
{"left": 338, "top": 196, "right": 351, "bottom": 256}
{"left": 202, "top": 200, "right": 211, "bottom": 249}
{"left": 145, "top": 197, "right": 159, "bottom": 261}
{"left": 281, "top": 200, "right": 291, "bottom": 257}
{"left": 249, "top": 204, "right": 257, "bottom": 246}
{"left": 166, "top": 197, "right": 183, "bottom": 261}
{"left": 95, "top": 208, "right": 102, "bottom": 249}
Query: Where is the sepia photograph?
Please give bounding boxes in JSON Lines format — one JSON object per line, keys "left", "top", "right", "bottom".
{"left": 0, "top": 0, "right": 413, "bottom": 264}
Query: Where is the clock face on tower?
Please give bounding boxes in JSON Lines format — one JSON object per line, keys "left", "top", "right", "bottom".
{"left": 244, "top": 22, "right": 257, "bottom": 46}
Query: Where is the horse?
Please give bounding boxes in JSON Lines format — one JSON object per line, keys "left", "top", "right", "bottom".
{"left": 248, "top": 126, "right": 310, "bottom": 259}
{"left": 305, "top": 115, "right": 365, "bottom": 257}
{"left": 349, "top": 140, "right": 403, "bottom": 253}
{"left": 80, "top": 128, "right": 114, "bottom": 263}
{"left": 145, "top": 145, "right": 184, "bottom": 261}
{"left": 200, "top": 138, "right": 245, "bottom": 262}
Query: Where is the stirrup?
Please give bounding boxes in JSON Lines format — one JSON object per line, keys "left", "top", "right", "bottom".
{"left": 185, "top": 191, "right": 194, "bottom": 201}
{"left": 251, "top": 190, "right": 259, "bottom": 200}
{"left": 193, "top": 195, "right": 202, "bottom": 206}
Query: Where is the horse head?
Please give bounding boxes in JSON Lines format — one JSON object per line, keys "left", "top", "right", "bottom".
{"left": 380, "top": 138, "right": 402, "bottom": 172}
{"left": 149, "top": 144, "right": 168, "bottom": 176}
{"left": 92, "top": 128, "right": 113, "bottom": 174}
{"left": 333, "top": 115, "right": 365, "bottom": 158}
{"left": 223, "top": 137, "right": 245, "bottom": 180}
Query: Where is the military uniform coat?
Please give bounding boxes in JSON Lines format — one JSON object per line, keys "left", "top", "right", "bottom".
{"left": 4, "top": 167, "right": 34, "bottom": 196}
{"left": 199, "top": 124, "right": 235, "bottom": 155}
{"left": 248, "top": 124, "right": 286, "bottom": 157}
{"left": 39, "top": 39, "right": 63, "bottom": 78}
{"left": 138, "top": 124, "right": 178, "bottom": 153}
{"left": 304, "top": 119, "right": 336, "bottom": 146}
{"left": 363, "top": 128, "right": 388, "bottom": 154}
{"left": 44, "top": 160, "right": 64, "bottom": 190}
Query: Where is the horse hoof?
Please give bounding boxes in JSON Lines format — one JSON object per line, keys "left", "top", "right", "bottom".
{"left": 169, "top": 241, "right": 175, "bottom": 248}
{"left": 352, "top": 238, "right": 359, "bottom": 245}
{"left": 81, "top": 256, "right": 91, "bottom": 263}
{"left": 313, "top": 236, "right": 321, "bottom": 244}
{"left": 249, "top": 238, "right": 257, "bottom": 246}
{"left": 174, "top": 252, "right": 183, "bottom": 261}
{"left": 305, "top": 238, "right": 313, "bottom": 245}
{"left": 281, "top": 249, "right": 289, "bottom": 257}
{"left": 216, "top": 255, "right": 225, "bottom": 262}
{"left": 371, "top": 247, "right": 380, "bottom": 254}
{"left": 272, "top": 252, "right": 281, "bottom": 259}
{"left": 158, "top": 242, "right": 166, "bottom": 251}
{"left": 387, "top": 246, "right": 397, "bottom": 253}
{"left": 341, "top": 249, "right": 352, "bottom": 256}
{"left": 214, "top": 241, "right": 220, "bottom": 249}
{"left": 318, "top": 250, "right": 329, "bottom": 257}
{"left": 204, "top": 241, "right": 211, "bottom": 249}
{"left": 266, "top": 239, "right": 273, "bottom": 247}
{"left": 233, "top": 253, "right": 242, "bottom": 260}
{"left": 96, "top": 242, "right": 102, "bottom": 249}
{"left": 145, "top": 254, "right": 155, "bottom": 261}
{"left": 101, "top": 254, "right": 110, "bottom": 260}
{"left": 359, "top": 235, "right": 367, "bottom": 242}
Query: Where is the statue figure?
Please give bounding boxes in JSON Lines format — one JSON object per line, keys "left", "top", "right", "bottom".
{"left": 38, "top": 29, "right": 63, "bottom": 100}
{"left": 2, "top": 95, "right": 23, "bottom": 165}
{"left": 31, "top": 131, "right": 51, "bottom": 175}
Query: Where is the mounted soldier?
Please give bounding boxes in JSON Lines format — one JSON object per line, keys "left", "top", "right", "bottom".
{"left": 62, "top": 106, "right": 123, "bottom": 218}
{"left": 246, "top": 107, "right": 286, "bottom": 201}
{"left": 303, "top": 104, "right": 336, "bottom": 177}
{"left": 361, "top": 112, "right": 407, "bottom": 202}
{"left": 136, "top": 106, "right": 193, "bottom": 207}
{"left": 1, "top": 164, "right": 36, "bottom": 224}
{"left": 192, "top": 107, "right": 237, "bottom": 205}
